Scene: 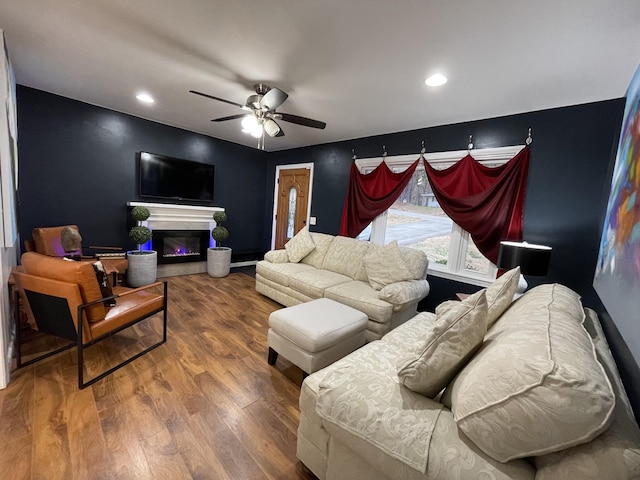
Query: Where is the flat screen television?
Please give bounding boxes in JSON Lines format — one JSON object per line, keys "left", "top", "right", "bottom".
{"left": 139, "top": 152, "right": 215, "bottom": 202}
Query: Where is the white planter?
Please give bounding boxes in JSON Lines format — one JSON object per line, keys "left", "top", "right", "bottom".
{"left": 127, "top": 250, "right": 158, "bottom": 287}
{"left": 207, "top": 247, "right": 232, "bottom": 278}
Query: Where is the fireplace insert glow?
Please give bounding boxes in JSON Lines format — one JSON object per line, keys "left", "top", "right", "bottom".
{"left": 152, "top": 230, "right": 209, "bottom": 264}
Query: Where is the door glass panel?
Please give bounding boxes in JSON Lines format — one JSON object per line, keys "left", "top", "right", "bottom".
{"left": 287, "top": 186, "right": 297, "bottom": 239}
{"left": 382, "top": 167, "right": 452, "bottom": 266}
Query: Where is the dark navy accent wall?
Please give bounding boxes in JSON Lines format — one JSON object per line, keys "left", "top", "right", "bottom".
{"left": 17, "top": 86, "right": 268, "bottom": 255}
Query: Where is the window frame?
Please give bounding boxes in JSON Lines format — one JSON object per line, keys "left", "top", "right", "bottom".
{"left": 355, "top": 145, "right": 525, "bottom": 287}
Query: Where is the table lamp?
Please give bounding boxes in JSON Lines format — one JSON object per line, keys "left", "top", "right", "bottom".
{"left": 497, "top": 241, "right": 552, "bottom": 296}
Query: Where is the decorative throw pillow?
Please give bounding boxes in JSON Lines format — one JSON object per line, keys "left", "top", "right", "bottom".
{"left": 397, "top": 289, "right": 488, "bottom": 397}
{"left": 284, "top": 226, "right": 316, "bottom": 263}
{"left": 362, "top": 240, "right": 413, "bottom": 290}
{"left": 484, "top": 266, "right": 521, "bottom": 326}
{"left": 92, "top": 261, "right": 116, "bottom": 307}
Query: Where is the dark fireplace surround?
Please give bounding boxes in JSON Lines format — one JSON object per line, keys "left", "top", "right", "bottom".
{"left": 152, "top": 230, "right": 209, "bottom": 265}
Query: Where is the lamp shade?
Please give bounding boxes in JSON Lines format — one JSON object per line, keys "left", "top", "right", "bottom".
{"left": 497, "top": 241, "right": 552, "bottom": 276}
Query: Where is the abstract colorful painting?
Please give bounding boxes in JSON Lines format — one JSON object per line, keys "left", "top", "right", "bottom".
{"left": 594, "top": 62, "right": 640, "bottom": 364}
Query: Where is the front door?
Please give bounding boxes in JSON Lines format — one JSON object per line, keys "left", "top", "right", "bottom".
{"left": 274, "top": 167, "right": 311, "bottom": 249}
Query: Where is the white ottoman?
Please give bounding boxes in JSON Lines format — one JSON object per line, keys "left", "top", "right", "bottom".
{"left": 267, "top": 298, "right": 368, "bottom": 375}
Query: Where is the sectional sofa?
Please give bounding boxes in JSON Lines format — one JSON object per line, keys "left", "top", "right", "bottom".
{"left": 297, "top": 269, "right": 640, "bottom": 479}
{"left": 255, "top": 228, "right": 430, "bottom": 342}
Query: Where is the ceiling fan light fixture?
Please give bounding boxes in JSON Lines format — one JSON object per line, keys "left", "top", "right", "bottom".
{"left": 425, "top": 73, "right": 448, "bottom": 87}
{"left": 264, "top": 118, "right": 281, "bottom": 137}
{"left": 250, "top": 122, "right": 264, "bottom": 138}
{"left": 241, "top": 114, "right": 258, "bottom": 133}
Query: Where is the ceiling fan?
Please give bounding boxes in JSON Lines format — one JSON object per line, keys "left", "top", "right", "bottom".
{"left": 190, "top": 83, "right": 326, "bottom": 149}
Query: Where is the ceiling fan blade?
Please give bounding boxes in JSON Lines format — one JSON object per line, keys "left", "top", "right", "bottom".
{"left": 189, "top": 90, "right": 245, "bottom": 109}
{"left": 211, "top": 114, "right": 246, "bottom": 122}
{"left": 277, "top": 113, "right": 326, "bottom": 129}
{"left": 260, "top": 87, "right": 288, "bottom": 111}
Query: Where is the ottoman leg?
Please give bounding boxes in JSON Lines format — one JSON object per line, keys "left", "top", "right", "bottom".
{"left": 268, "top": 347, "right": 278, "bottom": 365}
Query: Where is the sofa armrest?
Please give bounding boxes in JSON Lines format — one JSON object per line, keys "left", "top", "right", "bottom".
{"left": 263, "top": 249, "right": 290, "bottom": 263}
{"left": 378, "top": 279, "right": 430, "bottom": 308}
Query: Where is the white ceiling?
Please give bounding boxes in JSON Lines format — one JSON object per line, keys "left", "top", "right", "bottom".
{"left": 1, "top": 0, "right": 639, "bottom": 152}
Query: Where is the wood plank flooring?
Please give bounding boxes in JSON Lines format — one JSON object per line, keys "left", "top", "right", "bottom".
{"left": 0, "top": 271, "right": 317, "bottom": 480}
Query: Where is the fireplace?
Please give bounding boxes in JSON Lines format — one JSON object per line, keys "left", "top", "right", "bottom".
{"left": 152, "top": 230, "right": 210, "bottom": 265}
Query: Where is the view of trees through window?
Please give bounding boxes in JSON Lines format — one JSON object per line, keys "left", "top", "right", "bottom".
{"left": 360, "top": 166, "right": 491, "bottom": 275}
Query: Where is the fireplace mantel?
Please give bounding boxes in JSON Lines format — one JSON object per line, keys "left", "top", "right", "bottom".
{"left": 127, "top": 202, "right": 224, "bottom": 229}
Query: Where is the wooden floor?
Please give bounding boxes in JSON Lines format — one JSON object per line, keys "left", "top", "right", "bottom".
{"left": 0, "top": 271, "right": 317, "bottom": 480}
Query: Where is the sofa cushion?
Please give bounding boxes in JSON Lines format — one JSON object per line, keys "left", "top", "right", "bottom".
{"left": 288, "top": 269, "right": 352, "bottom": 298}
{"left": 533, "top": 308, "right": 640, "bottom": 479}
{"left": 21, "top": 252, "right": 106, "bottom": 323}
{"left": 324, "top": 280, "right": 394, "bottom": 324}
{"left": 362, "top": 240, "right": 414, "bottom": 290}
{"left": 381, "top": 311, "right": 436, "bottom": 349}
{"left": 448, "top": 284, "right": 616, "bottom": 463}
{"left": 315, "top": 340, "right": 443, "bottom": 473}
{"left": 322, "top": 235, "right": 371, "bottom": 279}
{"left": 255, "top": 260, "right": 316, "bottom": 287}
{"left": 285, "top": 226, "right": 316, "bottom": 263}
{"left": 301, "top": 232, "right": 334, "bottom": 268}
{"left": 397, "top": 290, "right": 488, "bottom": 397}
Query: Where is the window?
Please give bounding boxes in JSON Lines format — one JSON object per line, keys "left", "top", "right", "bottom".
{"left": 355, "top": 145, "right": 523, "bottom": 286}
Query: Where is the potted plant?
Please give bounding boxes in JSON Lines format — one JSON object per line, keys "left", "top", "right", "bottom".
{"left": 127, "top": 206, "right": 157, "bottom": 287}
{"left": 207, "top": 210, "right": 231, "bottom": 277}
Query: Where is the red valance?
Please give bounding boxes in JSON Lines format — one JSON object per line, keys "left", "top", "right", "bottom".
{"left": 339, "top": 158, "right": 420, "bottom": 237}
{"left": 422, "top": 147, "right": 530, "bottom": 263}
{"left": 338, "top": 147, "right": 530, "bottom": 265}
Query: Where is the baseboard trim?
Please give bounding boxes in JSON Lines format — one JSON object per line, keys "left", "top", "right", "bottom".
{"left": 231, "top": 260, "right": 258, "bottom": 268}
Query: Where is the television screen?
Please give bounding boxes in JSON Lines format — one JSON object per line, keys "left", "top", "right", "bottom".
{"left": 593, "top": 61, "right": 640, "bottom": 365}
{"left": 139, "top": 152, "right": 215, "bottom": 202}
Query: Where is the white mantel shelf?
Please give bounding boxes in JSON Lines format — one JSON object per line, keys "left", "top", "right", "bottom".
{"left": 127, "top": 202, "right": 224, "bottom": 225}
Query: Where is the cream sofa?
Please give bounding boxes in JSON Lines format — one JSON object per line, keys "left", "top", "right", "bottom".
{"left": 256, "top": 229, "right": 430, "bottom": 342}
{"left": 297, "top": 272, "right": 640, "bottom": 480}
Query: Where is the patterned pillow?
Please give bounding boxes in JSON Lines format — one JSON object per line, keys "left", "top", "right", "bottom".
{"left": 284, "top": 226, "right": 316, "bottom": 263}
{"left": 485, "top": 266, "right": 521, "bottom": 327}
{"left": 92, "top": 261, "right": 116, "bottom": 307}
{"left": 362, "top": 240, "right": 413, "bottom": 290}
{"left": 397, "top": 289, "right": 488, "bottom": 397}
{"left": 448, "top": 284, "right": 615, "bottom": 463}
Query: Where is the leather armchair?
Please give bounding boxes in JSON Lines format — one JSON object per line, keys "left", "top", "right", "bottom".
{"left": 13, "top": 252, "right": 167, "bottom": 388}
{"left": 28, "top": 225, "right": 128, "bottom": 283}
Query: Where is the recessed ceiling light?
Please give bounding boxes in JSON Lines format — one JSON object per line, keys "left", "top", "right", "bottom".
{"left": 136, "top": 92, "right": 155, "bottom": 104}
{"left": 424, "top": 74, "right": 448, "bottom": 87}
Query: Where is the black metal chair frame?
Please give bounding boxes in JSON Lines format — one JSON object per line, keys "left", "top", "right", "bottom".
{"left": 15, "top": 281, "right": 168, "bottom": 389}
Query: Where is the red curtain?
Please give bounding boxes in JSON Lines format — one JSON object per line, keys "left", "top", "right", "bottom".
{"left": 339, "top": 158, "right": 420, "bottom": 237}
{"left": 422, "top": 147, "right": 530, "bottom": 264}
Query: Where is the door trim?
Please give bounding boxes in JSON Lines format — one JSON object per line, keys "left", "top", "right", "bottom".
{"left": 271, "top": 163, "right": 314, "bottom": 250}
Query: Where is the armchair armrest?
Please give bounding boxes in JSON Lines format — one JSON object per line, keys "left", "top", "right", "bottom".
{"left": 378, "top": 279, "right": 430, "bottom": 309}
{"left": 263, "top": 249, "right": 290, "bottom": 263}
